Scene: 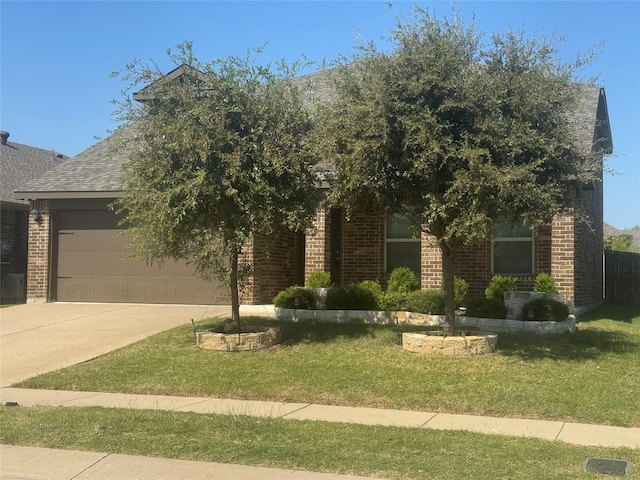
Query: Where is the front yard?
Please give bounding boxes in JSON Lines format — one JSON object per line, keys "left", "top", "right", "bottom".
{"left": 2, "top": 304, "right": 639, "bottom": 479}
{"left": 12, "top": 304, "right": 640, "bottom": 428}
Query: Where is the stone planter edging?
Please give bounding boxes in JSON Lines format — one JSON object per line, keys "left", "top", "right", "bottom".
{"left": 196, "top": 326, "right": 281, "bottom": 351}
{"left": 402, "top": 332, "right": 498, "bottom": 356}
{"left": 504, "top": 291, "right": 576, "bottom": 320}
{"left": 458, "top": 315, "right": 577, "bottom": 334}
{"left": 275, "top": 307, "right": 396, "bottom": 324}
{"left": 275, "top": 308, "right": 576, "bottom": 334}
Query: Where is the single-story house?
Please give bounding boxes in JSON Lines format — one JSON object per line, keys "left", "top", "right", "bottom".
{"left": 15, "top": 66, "right": 613, "bottom": 308}
{"left": 0, "top": 131, "right": 67, "bottom": 303}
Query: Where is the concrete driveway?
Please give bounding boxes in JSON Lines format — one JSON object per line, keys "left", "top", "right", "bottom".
{"left": 0, "top": 303, "right": 238, "bottom": 387}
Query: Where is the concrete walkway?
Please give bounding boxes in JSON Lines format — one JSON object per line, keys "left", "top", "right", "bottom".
{"left": 0, "top": 444, "right": 379, "bottom": 480}
{"left": 1, "top": 302, "right": 638, "bottom": 479}
{"left": 1, "top": 389, "right": 638, "bottom": 480}
{"left": 1, "top": 387, "right": 638, "bottom": 450}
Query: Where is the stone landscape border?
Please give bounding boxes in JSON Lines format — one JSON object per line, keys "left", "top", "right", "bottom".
{"left": 402, "top": 331, "right": 498, "bottom": 355}
{"left": 275, "top": 308, "right": 577, "bottom": 334}
{"left": 196, "top": 326, "right": 281, "bottom": 351}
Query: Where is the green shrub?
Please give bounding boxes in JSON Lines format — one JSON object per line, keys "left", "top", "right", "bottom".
{"left": 387, "top": 267, "right": 419, "bottom": 294}
{"left": 325, "top": 284, "right": 378, "bottom": 310}
{"left": 534, "top": 273, "right": 559, "bottom": 295}
{"left": 406, "top": 289, "right": 445, "bottom": 315}
{"left": 306, "top": 271, "right": 332, "bottom": 288}
{"left": 520, "top": 297, "right": 570, "bottom": 322}
{"left": 465, "top": 297, "right": 508, "bottom": 319}
{"left": 379, "top": 291, "right": 404, "bottom": 311}
{"left": 485, "top": 275, "right": 517, "bottom": 301}
{"left": 440, "top": 276, "right": 469, "bottom": 307}
{"left": 273, "top": 286, "right": 316, "bottom": 309}
{"left": 358, "top": 280, "right": 383, "bottom": 309}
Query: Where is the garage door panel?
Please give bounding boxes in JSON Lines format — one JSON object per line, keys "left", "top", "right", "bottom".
{"left": 56, "top": 211, "right": 230, "bottom": 304}
{"left": 57, "top": 277, "right": 230, "bottom": 304}
{"left": 58, "top": 230, "right": 183, "bottom": 278}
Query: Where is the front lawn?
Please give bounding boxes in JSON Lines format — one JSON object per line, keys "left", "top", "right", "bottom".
{"left": 1, "top": 406, "right": 639, "bottom": 480}
{"left": 14, "top": 304, "right": 640, "bottom": 427}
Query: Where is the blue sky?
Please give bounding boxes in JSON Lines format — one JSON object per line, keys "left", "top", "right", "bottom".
{"left": 1, "top": 1, "right": 638, "bottom": 229}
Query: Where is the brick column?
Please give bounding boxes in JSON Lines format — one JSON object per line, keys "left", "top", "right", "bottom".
{"left": 551, "top": 214, "right": 576, "bottom": 302}
{"left": 421, "top": 231, "right": 442, "bottom": 290}
{"left": 305, "top": 209, "right": 331, "bottom": 281}
{"left": 26, "top": 200, "right": 51, "bottom": 303}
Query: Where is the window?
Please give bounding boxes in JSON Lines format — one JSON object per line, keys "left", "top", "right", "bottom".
{"left": 492, "top": 223, "right": 533, "bottom": 275}
{"left": 386, "top": 214, "right": 421, "bottom": 276}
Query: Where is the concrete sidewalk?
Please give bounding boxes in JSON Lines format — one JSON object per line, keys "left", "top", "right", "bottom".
{"left": 2, "top": 387, "right": 639, "bottom": 449}
{"left": 0, "top": 444, "right": 381, "bottom": 480}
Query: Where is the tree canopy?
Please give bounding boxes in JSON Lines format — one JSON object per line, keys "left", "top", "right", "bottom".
{"left": 112, "top": 43, "right": 320, "bottom": 325}
{"left": 315, "top": 8, "right": 601, "bottom": 324}
{"left": 605, "top": 234, "right": 639, "bottom": 253}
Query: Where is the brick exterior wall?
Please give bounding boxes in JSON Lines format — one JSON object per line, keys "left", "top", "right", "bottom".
{"left": 451, "top": 240, "right": 491, "bottom": 298}
{"left": 420, "top": 233, "right": 441, "bottom": 290}
{"left": 573, "top": 179, "right": 604, "bottom": 306}
{"left": 299, "top": 208, "right": 584, "bottom": 303}
{"left": 340, "top": 210, "right": 385, "bottom": 284}
{"left": 250, "top": 227, "right": 305, "bottom": 304}
{"left": 23, "top": 200, "right": 602, "bottom": 306}
{"left": 305, "top": 209, "right": 387, "bottom": 285}
{"left": 551, "top": 214, "right": 576, "bottom": 302}
{"left": 25, "top": 200, "right": 51, "bottom": 303}
{"left": 304, "top": 209, "right": 331, "bottom": 280}
{"left": 420, "top": 227, "right": 541, "bottom": 298}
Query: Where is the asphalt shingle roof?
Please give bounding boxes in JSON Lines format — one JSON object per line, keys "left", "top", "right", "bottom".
{"left": 15, "top": 68, "right": 611, "bottom": 200}
{"left": 0, "top": 139, "right": 68, "bottom": 206}
{"left": 14, "top": 127, "right": 133, "bottom": 199}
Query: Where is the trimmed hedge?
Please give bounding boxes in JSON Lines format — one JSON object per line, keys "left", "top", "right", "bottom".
{"left": 533, "top": 273, "right": 559, "bottom": 295}
{"left": 378, "top": 291, "right": 404, "bottom": 312}
{"left": 520, "top": 297, "right": 570, "bottom": 322}
{"left": 440, "top": 276, "right": 469, "bottom": 307}
{"left": 465, "top": 297, "right": 508, "bottom": 319}
{"left": 325, "top": 284, "right": 378, "bottom": 310}
{"left": 273, "top": 286, "right": 316, "bottom": 309}
{"left": 387, "top": 267, "right": 419, "bottom": 294}
{"left": 485, "top": 275, "right": 517, "bottom": 301}
{"left": 406, "top": 290, "right": 445, "bottom": 315}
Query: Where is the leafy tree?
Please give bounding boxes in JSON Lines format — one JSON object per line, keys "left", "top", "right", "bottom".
{"left": 315, "top": 8, "right": 601, "bottom": 328}
{"left": 112, "top": 43, "right": 320, "bottom": 330}
{"left": 605, "top": 234, "right": 638, "bottom": 253}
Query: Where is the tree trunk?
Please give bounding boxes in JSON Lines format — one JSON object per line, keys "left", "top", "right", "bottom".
{"left": 228, "top": 248, "right": 242, "bottom": 332}
{"left": 439, "top": 239, "right": 456, "bottom": 331}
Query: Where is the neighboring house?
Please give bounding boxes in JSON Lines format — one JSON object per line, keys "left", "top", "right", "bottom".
{"left": 0, "top": 131, "right": 67, "bottom": 303}
{"left": 15, "top": 67, "right": 613, "bottom": 308}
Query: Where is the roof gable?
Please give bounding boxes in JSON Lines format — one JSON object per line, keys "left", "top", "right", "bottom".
{"left": 132, "top": 64, "right": 211, "bottom": 102}
{"left": 569, "top": 84, "right": 613, "bottom": 155}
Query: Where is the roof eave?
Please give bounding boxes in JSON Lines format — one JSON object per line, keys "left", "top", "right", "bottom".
{"left": 14, "top": 190, "right": 123, "bottom": 201}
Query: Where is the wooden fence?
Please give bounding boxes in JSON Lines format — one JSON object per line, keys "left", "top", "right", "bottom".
{"left": 605, "top": 250, "right": 640, "bottom": 306}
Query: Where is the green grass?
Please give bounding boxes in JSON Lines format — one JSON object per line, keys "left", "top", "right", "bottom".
{"left": 1, "top": 405, "right": 639, "bottom": 480}
{"left": 14, "top": 304, "right": 640, "bottom": 427}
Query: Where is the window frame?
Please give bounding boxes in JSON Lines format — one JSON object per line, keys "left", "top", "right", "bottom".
{"left": 491, "top": 223, "right": 534, "bottom": 276}
{"left": 385, "top": 213, "right": 421, "bottom": 276}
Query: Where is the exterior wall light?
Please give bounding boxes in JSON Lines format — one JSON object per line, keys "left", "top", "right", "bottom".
{"left": 30, "top": 208, "right": 43, "bottom": 224}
